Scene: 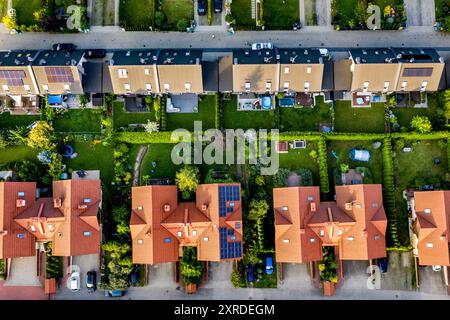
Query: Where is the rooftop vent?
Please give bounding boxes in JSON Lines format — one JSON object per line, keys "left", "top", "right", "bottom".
{"left": 16, "top": 199, "right": 26, "bottom": 208}
{"left": 14, "top": 59, "right": 20, "bottom": 65}
{"left": 126, "top": 51, "right": 131, "bottom": 56}
{"left": 355, "top": 57, "right": 361, "bottom": 64}
{"left": 186, "top": 51, "right": 190, "bottom": 56}
{"left": 290, "top": 55, "right": 298, "bottom": 63}
{"left": 263, "top": 57, "right": 272, "bottom": 63}
{"left": 244, "top": 50, "right": 250, "bottom": 56}
{"left": 281, "top": 206, "right": 288, "bottom": 211}
{"left": 362, "top": 49, "right": 367, "bottom": 55}
{"left": 304, "top": 49, "right": 308, "bottom": 55}
{"left": 164, "top": 204, "right": 171, "bottom": 212}
{"left": 202, "top": 204, "right": 208, "bottom": 211}
{"left": 39, "top": 59, "right": 47, "bottom": 65}
{"left": 310, "top": 202, "right": 316, "bottom": 212}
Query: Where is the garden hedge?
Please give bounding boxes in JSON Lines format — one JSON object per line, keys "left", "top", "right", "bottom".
{"left": 317, "top": 136, "right": 330, "bottom": 194}
{"left": 160, "top": 96, "right": 167, "bottom": 131}
{"left": 215, "top": 94, "right": 222, "bottom": 130}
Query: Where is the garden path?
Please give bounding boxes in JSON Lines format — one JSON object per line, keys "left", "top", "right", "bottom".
{"left": 133, "top": 145, "right": 148, "bottom": 186}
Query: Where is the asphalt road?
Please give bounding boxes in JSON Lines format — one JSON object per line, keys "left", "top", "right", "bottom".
{"left": 1, "top": 27, "right": 449, "bottom": 51}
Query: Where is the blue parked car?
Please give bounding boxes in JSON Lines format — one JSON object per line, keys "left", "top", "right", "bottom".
{"left": 377, "top": 258, "right": 388, "bottom": 273}
{"left": 247, "top": 265, "right": 255, "bottom": 283}
{"left": 105, "top": 290, "right": 126, "bottom": 297}
{"left": 265, "top": 256, "right": 274, "bottom": 275}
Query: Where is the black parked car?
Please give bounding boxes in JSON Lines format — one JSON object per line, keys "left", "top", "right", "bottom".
{"left": 86, "top": 271, "right": 97, "bottom": 293}
{"left": 52, "top": 43, "right": 76, "bottom": 52}
{"left": 214, "top": 0, "right": 222, "bottom": 13}
{"left": 130, "top": 267, "right": 139, "bottom": 286}
{"left": 198, "top": 0, "right": 207, "bottom": 15}
{"left": 85, "top": 49, "right": 106, "bottom": 59}
{"left": 377, "top": 258, "right": 388, "bottom": 273}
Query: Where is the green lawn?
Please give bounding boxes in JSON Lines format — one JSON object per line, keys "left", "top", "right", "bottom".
{"left": 0, "top": 113, "right": 39, "bottom": 129}
{"left": 0, "top": 146, "right": 38, "bottom": 166}
{"left": 119, "top": 0, "right": 154, "bottom": 30}
{"left": 167, "top": 95, "right": 215, "bottom": 131}
{"left": 161, "top": 0, "right": 194, "bottom": 26}
{"left": 393, "top": 139, "right": 448, "bottom": 245}
{"left": 263, "top": 0, "right": 299, "bottom": 29}
{"left": 334, "top": 101, "right": 386, "bottom": 133}
{"left": 231, "top": 0, "right": 254, "bottom": 28}
{"left": 278, "top": 141, "right": 320, "bottom": 185}
{"left": 392, "top": 93, "right": 442, "bottom": 130}
{"left": 435, "top": 0, "right": 449, "bottom": 20}
{"left": 327, "top": 140, "right": 384, "bottom": 186}
{"left": 112, "top": 101, "right": 156, "bottom": 130}
{"left": 140, "top": 143, "right": 181, "bottom": 183}
{"left": 279, "top": 97, "right": 332, "bottom": 131}
{"left": 63, "top": 141, "right": 115, "bottom": 187}
{"left": 0, "top": 0, "right": 7, "bottom": 19}
{"left": 53, "top": 109, "right": 102, "bottom": 133}
{"left": 222, "top": 95, "right": 276, "bottom": 130}
{"left": 12, "top": 0, "right": 41, "bottom": 26}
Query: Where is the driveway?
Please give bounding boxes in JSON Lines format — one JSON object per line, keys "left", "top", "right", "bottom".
{"left": 405, "top": 0, "right": 435, "bottom": 26}
{"left": 203, "top": 261, "right": 234, "bottom": 289}
{"left": 418, "top": 266, "right": 447, "bottom": 295}
{"left": 147, "top": 263, "right": 178, "bottom": 288}
{"left": 278, "top": 263, "right": 317, "bottom": 292}
{"left": 0, "top": 281, "right": 48, "bottom": 300}
{"left": 380, "top": 251, "right": 415, "bottom": 291}
{"left": 315, "top": 0, "right": 331, "bottom": 26}
{"left": 5, "top": 256, "right": 41, "bottom": 287}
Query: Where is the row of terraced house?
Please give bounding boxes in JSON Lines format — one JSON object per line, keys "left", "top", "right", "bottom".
{"left": 0, "top": 47, "right": 447, "bottom": 114}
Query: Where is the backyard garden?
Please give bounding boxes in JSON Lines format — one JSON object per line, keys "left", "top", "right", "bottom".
{"left": 334, "top": 101, "right": 386, "bottom": 133}
{"left": 435, "top": 0, "right": 450, "bottom": 32}
{"left": 331, "top": 0, "right": 406, "bottom": 30}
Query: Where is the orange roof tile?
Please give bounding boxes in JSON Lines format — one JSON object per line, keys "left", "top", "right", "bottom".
{"left": 273, "top": 184, "right": 387, "bottom": 263}
{"left": 131, "top": 183, "right": 243, "bottom": 264}
{"left": 0, "top": 180, "right": 101, "bottom": 259}
{"left": 413, "top": 191, "right": 450, "bottom": 266}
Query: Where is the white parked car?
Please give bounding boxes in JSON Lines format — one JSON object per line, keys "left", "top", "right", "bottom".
{"left": 251, "top": 42, "right": 273, "bottom": 50}
{"left": 432, "top": 265, "right": 442, "bottom": 272}
{"left": 69, "top": 272, "right": 80, "bottom": 292}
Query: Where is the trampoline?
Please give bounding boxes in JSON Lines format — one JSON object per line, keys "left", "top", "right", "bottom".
{"left": 350, "top": 149, "right": 371, "bottom": 162}
{"left": 61, "top": 145, "right": 74, "bottom": 158}
{"left": 262, "top": 96, "right": 272, "bottom": 109}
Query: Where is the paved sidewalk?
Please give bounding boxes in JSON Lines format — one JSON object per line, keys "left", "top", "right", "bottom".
{"left": 405, "top": 0, "right": 435, "bottom": 26}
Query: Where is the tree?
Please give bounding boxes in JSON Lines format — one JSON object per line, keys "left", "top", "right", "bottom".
{"left": 410, "top": 116, "right": 432, "bottom": 133}
{"left": 180, "top": 247, "right": 204, "bottom": 285}
{"left": 7, "top": 126, "right": 28, "bottom": 145}
{"left": 47, "top": 153, "right": 63, "bottom": 180}
{"left": 154, "top": 11, "right": 166, "bottom": 28}
{"left": 0, "top": 134, "right": 6, "bottom": 150}
{"left": 143, "top": 120, "right": 159, "bottom": 133}
{"left": 28, "top": 121, "right": 56, "bottom": 150}
{"left": 176, "top": 18, "right": 188, "bottom": 31}
{"left": 248, "top": 199, "right": 269, "bottom": 220}
{"left": 340, "top": 163, "right": 349, "bottom": 174}
{"left": 2, "top": 12, "right": 18, "bottom": 31}
{"left": 116, "top": 222, "right": 130, "bottom": 237}
{"left": 176, "top": 166, "right": 200, "bottom": 199}
{"left": 111, "top": 206, "right": 129, "bottom": 225}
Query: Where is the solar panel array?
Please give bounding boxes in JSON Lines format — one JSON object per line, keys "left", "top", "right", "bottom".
{"left": 219, "top": 185, "right": 240, "bottom": 217}
{"left": 220, "top": 227, "right": 242, "bottom": 259}
{"left": 45, "top": 67, "right": 75, "bottom": 83}
{"left": 0, "top": 70, "right": 26, "bottom": 86}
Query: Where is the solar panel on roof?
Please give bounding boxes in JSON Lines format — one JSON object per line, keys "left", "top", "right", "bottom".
{"left": 45, "top": 67, "right": 75, "bottom": 83}
{"left": 0, "top": 70, "right": 26, "bottom": 86}
{"left": 219, "top": 185, "right": 241, "bottom": 217}
{"left": 219, "top": 227, "right": 243, "bottom": 259}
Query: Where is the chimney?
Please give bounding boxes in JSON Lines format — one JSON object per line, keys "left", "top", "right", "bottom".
{"left": 310, "top": 202, "right": 316, "bottom": 212}
{"left": 16, "top": 199, "right": 26, "bottom": 208}
{"left": 345, "top": 202, "right": 352, "bottom": 210}
{"left": 54, "top": 198, "right": 61, "bottom": 208}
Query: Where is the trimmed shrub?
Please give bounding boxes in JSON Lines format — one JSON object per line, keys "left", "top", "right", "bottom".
{"left": 160, "top": 96, "right": 167, "bottom": 131}
{"left": 317, "top": 136, "right": 330, "bottom": 193}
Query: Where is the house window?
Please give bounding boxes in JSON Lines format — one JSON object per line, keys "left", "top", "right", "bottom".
{"left": 424, "top": 208, "right": 431, "bottom": 214}
{"left": 372, "top": 203, "right": 379, "bottom": 208}
{"left": 306, "top": 66, "right": 312, "bottom": 74}
{"left": 144, "top": 68, "right": 150, "bottom": 75}
{"left": 146, "top": 83, "right": 152, "bottom": 92}
{"left": 64, "top": 84, "right": 70, "bottom": 92}
{"left": 235, "top": 222, "right": 241, "bottom": 229}
{"left": 24, "top": 84, "right": 31, "bottom": 92}
{"left": 304, "top": 81, "right": 310, "bottom": 92}
{"left": 337, "top": 229, "right": 343, "bottom": 236}
{"left": 124, "top": 83, "right": 131, "bottom": 92}
{"left": 48, "top": 224, "right": 54, "bottom": 231}
{"left": 319, "top": 229, "right": 325, "bottom": 237}
{"left": 309, "top": 237, "right": 316, "bottom": 243}
{"left": 17, "top": 233, "right": 25, "bottom": 239}
{"left": 230, "top": 236, "right": 236, "bottom": 241}
{"left": 83, "top": 231, "right": 92, "bottom": 237}
{"left": 2, "top": 84, "right": 9, "bottom": 92}
{"left": 383, "top": 81, "right": 389, "bottom": 92}
{"left": 284, "top": 67, "right": 290, "bottom": 74}
{"left": 138, "top": 239, "right": 143, "bottom": 244}
{"left": 245, "top": 82, "right": 251, "bottom": 91}
{"left": 307, "top": 196, "right": 314, "bottom": 201}
{"left": 118, "top": 69, "right": 128, "bottom": 78}
{"left": 283, "top": 82, "right": 289, "bottom": 91}
{"left": 401, "top": 81, "right": 408, "bottom": 91}
{"left": 363, "top": 81, "right": 369, "bottom": 92}
{"left": 163, "top": 237, "right": 172, "bottom": 243}
{"left": 17, "top": 192, "right": 25, "bottom": 197}
{"left": 403, "top": 68, "right": 433, "bottom": 77}
{"left": 420, "top": 81, "right": 428, "bottom": 92}
{"left": 177, "top": 231, "right": 182, "bottom": 237}
{"left": 374, "top": 235, "right": 380, "bottom": 240}
{"left": 185, "top": 82, "right": 191, "bottom": 92}
{"left": 203, "top": 237, "right": 209, "bottom": 241}
{"left": 265, "top": 82, "right": 272, "bottom": 91}
{"left": 30, "top": 225, "right": 36, "bottom": 232}
{"left": 43, "top": 84, "right": 49, "bottom": 92}
{"left": 283, "top": 239, "right": 290, "bottom": 243}
{"left": 164, "top": 83, "right": 170, "bottom": 92}
{"left": 83, "top": 198, "right": 92, "bottom": 204}
{"left": 347, "top": 236, "right": 355, "bottom": 241}
{"left": 192, "top": 230, "right": 197, "bottom": 236}
{"left": 426, "top": 242, "right": 434, "bottom": 248}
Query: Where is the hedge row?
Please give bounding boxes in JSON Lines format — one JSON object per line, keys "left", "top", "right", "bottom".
{"left": 448, "top": 139, "right": 450, "bottom": 172}
{"left": 317, "top": 136, "right": 330, "bottom": 194}
{"left": 117, "top": 131, "right": 177, "bottom": 144}
{"left": 160, "top": 96, "right": 167, "bottom": 131}
{"left": 215, "top": 94, "right": 222, "bottom": 130}
{"left": 381, "top": 137, "right": 401, "bottom": 247}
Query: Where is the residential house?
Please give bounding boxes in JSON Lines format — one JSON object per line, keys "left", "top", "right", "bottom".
{"left": 130, "top": 184, "right": 243, "bottom": 265}
{"left": 334, "top": 48, "right": 444, "bottom": 94}
{"left": 32, "top": 50, "right": 86, "bottom": 95}
{"left": 157, "top": 49, "right": 204, "bottom": 94}
{"left": 273, "top": 184, "right": 387, "bottom": 264}
{"left": 0, "top": 50, "right": 40, "bottom": 112}
{"left": 0, "top": 179, "right": 101, "bottom": 259}
{"left": 109, "top": 49, "right": 159, "bottom": 95}
{"left": 411, "top": 190, "right": 450, "bottom": 267}
{"left": 231, "top": 49, "right": 279, "bottom": 94}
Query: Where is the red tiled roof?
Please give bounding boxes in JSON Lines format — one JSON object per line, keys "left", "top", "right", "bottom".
{"left": 0, "top": 180, "right": 101, "bottom": 259}
{"left": 414, "top": 191, "right": 450, "bottom": 266}
{"left": 273, "top": 184, "right": 387, "bottom": 263}
{"left": 131, "top": 183, "right": 243, "bottom": 264}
